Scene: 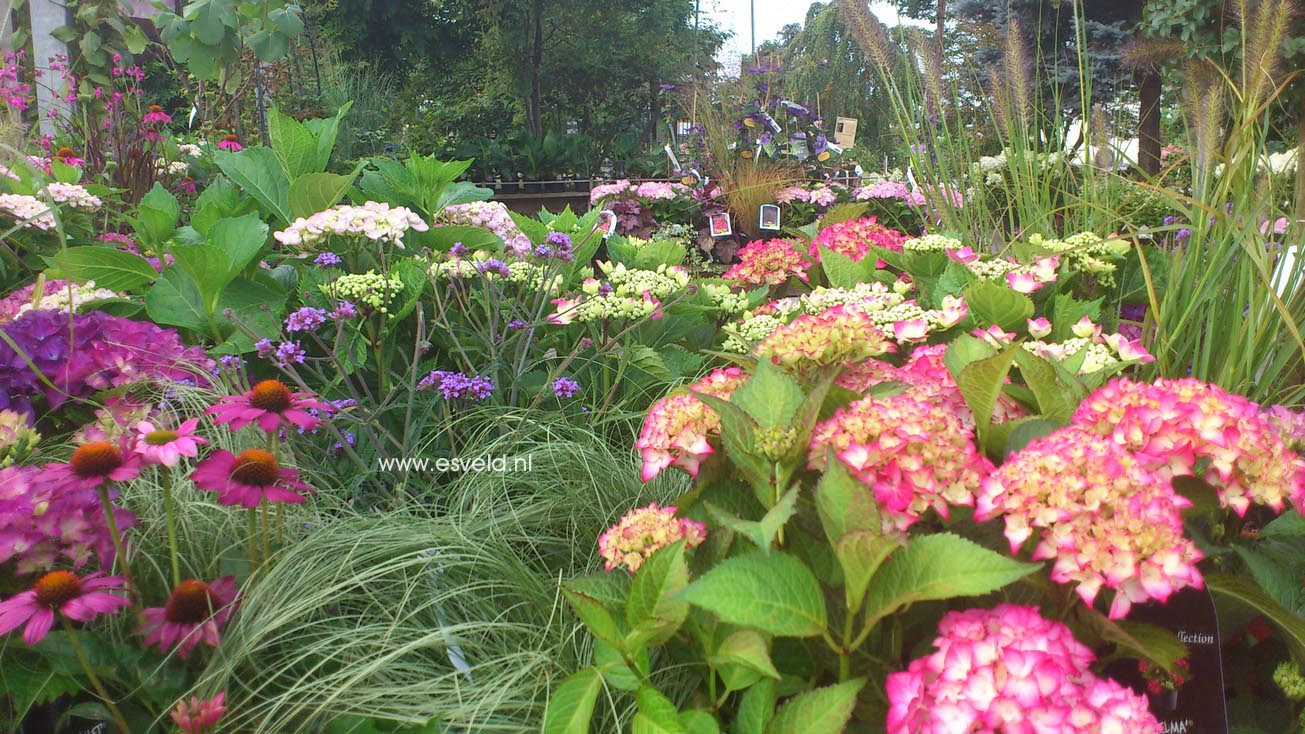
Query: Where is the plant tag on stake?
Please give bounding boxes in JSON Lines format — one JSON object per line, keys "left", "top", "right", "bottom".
{"left": 759, "top": 205, "right": 781, "bottom": 231}
{"left": 708, "top": 213, "right": 732, "bottom": 238}
{"left": 1106, "top": 587, "right": 1229, "bottom": 734}
{"left": 597, "top": 210, "right": 617, "bottom": 238}
{"left": 663, "top": 144, "right": 682, "bottom": 175}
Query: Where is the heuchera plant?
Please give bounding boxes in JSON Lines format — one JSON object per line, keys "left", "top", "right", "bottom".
{"left": 544, "top": 223, "right": 1305, "bottom": 733}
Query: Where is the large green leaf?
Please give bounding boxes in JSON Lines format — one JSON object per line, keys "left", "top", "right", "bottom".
{"left": 214, "top": 147, "right": 292, "bottom": 223}
{"left": 1012, "top": 350, "right": 1081, "bottom": 424}
{"left": 48, "top": 247, "right": 158, "bottom": 291}
{"left": 862, "top": 534, "right": 1039, "bottom": 626}
{"left": 678, "top": 710, "right": 719, "bottom": 734}
{"left": 963, "top": 280, "right": 1034, "bottom": 332}
{"left": 207, "top": 213, "right": 270, "bottom": 275}
{"left": 268, "top": 106, "right": 319, "bottom": 179}
{"left": 626, "top": 540, "right": 690, "bottom": 648}
{"left": 708, "top": 629, "right": 780, "bottom": 692}
{"left": 304, "top": 100, "right": 353, "bottom": 172}
{"left": 729, "top": 359, "right": 804, "bottom": 430}
{"left": 633, "top": 686, "right": 687, "bottom": 734}
{"left": 678, "top": 552, "right": 826, "bottom": 637}
{"left": 956, "top": 346, "right": 1017, "bottom": 443}
{"left": 1206, "top": 573, "right": 1305, "bottom": 660}
{"left": 542, "top": 668, "right": 602, "bottom": 734}
{"left": 819, "top": 246, "right": 876, "bottom": 289}
{"left": 133, "top": 183, "right": 180, "bottom": 246}
{"left": 144, "top": 269, "right": 209, "bottom": 333}
{"left": 735, "top": 679, "right": 776, "bottom": 734}
{"left": 561, "top": 582, "right": 623, "bottom": 649}
{"left": 289, "top": 171, "right": 359, "bottom": 219}
{"left": 766, "top": 679, "right": 864, "bottom": 734}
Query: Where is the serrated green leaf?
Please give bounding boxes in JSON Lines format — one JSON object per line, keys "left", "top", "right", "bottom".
{"left": 1012, "top": 350, "right": 1081, "bottom": 424}
{"left": 729, "top": 359, "right": 804, "bottom": 430}
{"left": 862, "top": 534, "right": 1039, "bottom": 626}
{"left": 634, "top": 686, "right": 686, "bottom": 734}
{"left": 736, "top": 678, "right": 776, "bottom": 734}
{"left": 709, "top": 629, "right": 781, "bottom": 690}
{"left": 215, "top": 147, "right": 292, "bottom": 223}
{"left": 679, "top": 552, "right": 826, "bottom": 637}
{"left": 679, "top": 710, "right": 720, "bottom": 734}
{"left": 626, "top": 540, "right": 689, "bottom": 647}
{"left": 289, "top": 172, "right": 357, "bottom": 219}
{"left": 48, "top": 247, "right": 158, "bottom": 291}
{"left": 956, "top": 346, "right": 1017, "bottom": 443}
{"left": 766, "top": 678, "right": 864, "bottom": 734}
{"left": 963, "top": 280, "right": 1034, "bottom": 332}
{"left": 542, "top": 668, "right": 602, "bottom": 734}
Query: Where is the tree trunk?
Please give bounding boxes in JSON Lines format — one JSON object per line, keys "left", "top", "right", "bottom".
{"left": 1137, "top": 65, "right": 1162, "bottom": 176}
{"left": 936, "top": 0, "right": 946, "bottom": 69}
{"left": 526, "top": 0, "right": 544, "bottom": 138}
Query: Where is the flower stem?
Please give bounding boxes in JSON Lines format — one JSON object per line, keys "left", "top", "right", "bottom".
{"left": 95, "top": 486, "right": 136, "bottom": 599}
{"left": 161, "top": 467, "right": 180, "bottom": 587}
{"left": 247, "top": 506, "right": 259, "bottom": 572}
{"left": 62, "top": 618, "right": 131, "bottom": 734}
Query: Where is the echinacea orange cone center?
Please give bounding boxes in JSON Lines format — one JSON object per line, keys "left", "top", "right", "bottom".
{"left": 148, "top": 104, "right": 163, "bottom": 113}
{"left": 230, "top": 449, "right": 279, "bottom": 486}
{"left": 55, "top": 147, "right": 75, "bottom": 159}
{"left": 34, "top": 570, "right": 82, "bottom": 607}
{"left": 70, "top": 442, "right": 124, "bottom": 478}
{"left": 145, "top": 429, "right": 180, "bottom": 446}
{"left": 248, "top": 379, "right": 293, "bottom": 412}
{"left": 165, "top": 579, "right": 216, "bottom": 624}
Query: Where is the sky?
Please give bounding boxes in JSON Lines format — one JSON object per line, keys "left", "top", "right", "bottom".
{"left": 700, "top": 0, "right": 923, "bottom": 70}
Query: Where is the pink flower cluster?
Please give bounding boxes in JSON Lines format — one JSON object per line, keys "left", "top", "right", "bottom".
{"left": 0, "top": 464, "right": 134, "bottom": 574}
{"left": 976, "top": 427, "right": 1204, "bottom": 618}
{"left": 635, "top": 181, "right": 691, "bottom": 201}
{"left": 886, "top": 604, "right": 1161, "bottom": 734}
{"left": 637, "top": 367, "right": 748, "bottom": 481}
{"left": 1073, "top": 378, "right": 1305, "bottom": 516}
{"left": 776, "top": 184, "right": 839, "bottom": 206}
{"left": 1265, "top": 404, "right": 1305, "bottom": 450}
{"left": 807, "top": 216, "right": 908, "bottom": 263}
{"left": 755, "top": 305, "right": 894, "bottom": 377}
{"left": 589, "top": 179, "right": 633, "bottom": 204}
{"left": 809, "top": 390, "right": 993, "bottom": 533}
{"left": 837, "top": 345, "right": 1026, "bottom": 432}
{"left": 722, "top": 238, "right": 812, "bottom": 287}
{"left": 439, "top": 201, "right": 531, "bottom": 256}
{"left": 853, "top": 180, "right": 926, "bottom": 206}
{"left": 598, "top": 502, "right": 706, "bottom": 572}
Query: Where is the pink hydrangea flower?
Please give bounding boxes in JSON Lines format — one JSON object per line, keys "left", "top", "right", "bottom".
{"left": 1073, "top": 377, "right": 1305, "bottom": 516}
{"left": 208, "top": 379, "right": 331, "bottom": 433}
{"left": 837, "top": 345, "right": 1025, "bottom": 433}
{"left": 598, "top": 503, "right": 706, "bottom": 572}
{"left": 808, "top": 216, "right": 908, "bottom": 263}
{"left": 975, "top": 426, "right": 1204, "bottom": 617}
{"left": 946, "top": 245, "right": 980, "bottom": 264}
{"left": 637, "top": 367, "right": 748, "bottom": 481}
{"left": 775, "top": 186, "right": 810, "bottom": 204}
{"left": 722, "top": 239, "right": 812, "bottom": 286}
{"left": 809, "top": 389, "right": 993, "bottom": 534}
{"left": 132, "top": 418, "right": 207, "bottom": 467}
{"left": 1006, "top": 271, "right": 1042, "bottom": 294}
{"left": 138, "top": 576, "right": 238, "bottom": 659}
{"left": 1027, "top": 317, "right": 1052, "bottom": 338}
{"left": 886, "top": 605, "right": 1161, "bottom": 734}
{"left": 0, "top": 465, "right": 135, "bottom": 573}
{"left": 0, "top": 571, "right": 129, "bottom": 645}
{"left": 191, "top": 449, "right": 314, "bottom": 507}
{"left": 755, "top": 305, "right": 894, "bottom": 377}
{"left": 939, "top": 294, "right": 968, "bottom": 327}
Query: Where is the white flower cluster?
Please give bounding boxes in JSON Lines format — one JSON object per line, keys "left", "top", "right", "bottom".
{"left": 155, "top": 158, "right": 190, "bottom": 176}
{"left": 43, "top": 183, "right": 102, "bottom": 210}
{"left": 801, "top": 282, "right": 904, "bottom": 313}
{"left": 177, "top": 143, "right": 204, "bottom": 158}
{"left": 595, "top": 261, "right": 690, "bottom": 298}
{"left": 1028, "top": 232, "right": 1127, "bottom": 285}
{"left": 0, "top": 193, "right": 56, "bottom": 229}
{"left": 439, "top": 201, "right": 531, "bottom": 256}
{"left": 700, "top": 282, "right": 748, "bottom": 315}
{"left": 902, "top": 234, "right": 962, "bottom": 253}
{"left": 6, "top": 280, "right": 118, "bottom": 322}
{"left": 320, "top": 270, "right": 404, "bottom": 313}
{"left": 723, "top": 313, "right": 787, "bottom": 353}
{"left": 275, "top": 201, "right": 429, "bottom": 249}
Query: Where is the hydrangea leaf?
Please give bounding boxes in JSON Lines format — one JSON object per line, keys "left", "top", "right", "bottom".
{"left": 765, "top": 678, "right": 864, "bottom": 734}
{"left": 862, "top": 534, "right": 1040, "bottom": 627}
{"left": 678, "top": 552, "right": 826, "bottom": 637}
{"left": 542, "top": 667, "right": 602, "bottom": 734}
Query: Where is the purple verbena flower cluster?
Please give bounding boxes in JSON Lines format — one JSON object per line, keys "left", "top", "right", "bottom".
{"left": 418, "top": 370, "right": 495, "bottom": 402}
